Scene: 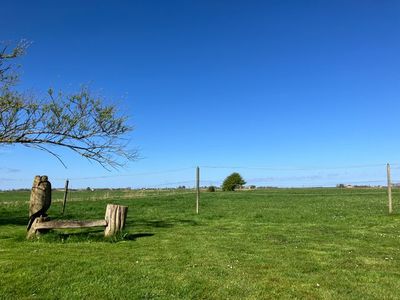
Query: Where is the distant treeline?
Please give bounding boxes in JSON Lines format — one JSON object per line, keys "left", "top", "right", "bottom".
{"left": 1, "top": 184, "right": 393, "bottom": 192}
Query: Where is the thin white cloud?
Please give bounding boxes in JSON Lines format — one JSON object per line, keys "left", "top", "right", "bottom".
{"left": 0, "top": 167, "right": 21, "bottom": 173}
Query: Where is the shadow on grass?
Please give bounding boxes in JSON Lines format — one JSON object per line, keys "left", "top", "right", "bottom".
{"left": 123, "top": 233, "right": 155, "bottom": 240}
{"left": 36, "top": 229, "right": 155, "bottom": 243}
{"left": 133, "top": 219, "right": 199, "bottom": 228}
{"left": 0, "top": 215, "right": 28, "bottom": 226}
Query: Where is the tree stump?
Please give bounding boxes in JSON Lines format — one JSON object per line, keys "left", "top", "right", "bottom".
{"left": 104, "top": 204, "right": 128, "bottom": 237}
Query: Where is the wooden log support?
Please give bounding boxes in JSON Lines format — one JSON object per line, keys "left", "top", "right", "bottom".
{"left": 27, "top": 216, "right": 49, "bottom": 239}
{"left": 104, "top": 204, "right": 128, "bottom": 237}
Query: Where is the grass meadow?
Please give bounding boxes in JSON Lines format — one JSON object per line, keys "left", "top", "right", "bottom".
{"left": 1, "top": 188, "right": 400, "bottom": 299}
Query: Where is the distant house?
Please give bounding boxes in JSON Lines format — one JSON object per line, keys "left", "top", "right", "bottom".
{"left": 336, "top": 184, "right": 354, "bottom": 188}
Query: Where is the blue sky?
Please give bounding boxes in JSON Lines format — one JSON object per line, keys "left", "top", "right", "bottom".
{"left": 1, "top": 0, "right": 400, "bottom": 189}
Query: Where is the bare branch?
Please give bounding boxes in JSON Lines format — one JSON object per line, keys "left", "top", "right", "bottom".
{"left": 0, "top": 40, "right": 30, "bottom": 86}
{"left": 27, "top": 144, "right": 68, "bottom": 169}
{"left": 0, "top": 41, "right": 137, "bottom": 169}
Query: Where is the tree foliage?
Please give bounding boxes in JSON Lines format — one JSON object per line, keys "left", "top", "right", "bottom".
{"left": 221, "top": 172, "right": 246, "bottom": 191}
{"left": 207, "top": 186, "right": 216, "bottom": 192}
{"left": 0, "top": 40, "right": 137, "bottom": 169}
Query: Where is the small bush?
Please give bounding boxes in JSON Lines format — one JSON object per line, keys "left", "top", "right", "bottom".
{"left": 207, "top": 186, "right": 216, "bottom": 192}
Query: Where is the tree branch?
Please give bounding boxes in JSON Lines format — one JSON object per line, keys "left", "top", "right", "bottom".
{"left": 0, "top": 41, "right": 137, "bottom": 169}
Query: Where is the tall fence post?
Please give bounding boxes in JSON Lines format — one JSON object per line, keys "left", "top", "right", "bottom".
{"left": 196, "top": 166, "right": 200, "bottom": 214}
{"left": 387, "top": 163, "right": 393, "bottom": 214}
{"left": 62, "top": 179, "right": 69, "bottom": 215}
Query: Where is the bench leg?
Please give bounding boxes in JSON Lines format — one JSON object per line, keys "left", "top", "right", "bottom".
{"left": 104, "top": 204, "right": 128, "bottom": 237}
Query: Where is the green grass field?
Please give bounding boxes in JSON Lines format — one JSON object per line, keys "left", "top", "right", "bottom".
{"left": 1, "top": 188, "right": 400, "bottom": 299}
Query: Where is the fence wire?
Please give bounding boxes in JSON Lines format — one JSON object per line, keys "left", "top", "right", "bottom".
{"left": 1, "top": 162, "right": 399, "bottom": 190}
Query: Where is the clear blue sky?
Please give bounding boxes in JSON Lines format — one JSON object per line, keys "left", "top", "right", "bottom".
{"left": 1, "top": 0, "right": 400, "bottom": 189}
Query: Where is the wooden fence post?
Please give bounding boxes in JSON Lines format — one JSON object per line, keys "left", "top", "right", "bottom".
{"left": 62, "top": 179, "right": 69, "bottom": 215}
{"left": 196, "top": 166, "right": 200, "bottom": 214}
{"left": 104, "top": 204, "right": 128, "bottom": 237}
{"left": 387, "top": 163, "right": 393, "bottom": 214}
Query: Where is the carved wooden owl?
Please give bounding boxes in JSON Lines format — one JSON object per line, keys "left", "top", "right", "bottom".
{"left": 27, "top": 175, "right": 52, "bottom": 230}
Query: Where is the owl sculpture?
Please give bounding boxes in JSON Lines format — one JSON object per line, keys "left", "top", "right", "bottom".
{"left": 27, "top": 175, "right": 52, "bottom": 230}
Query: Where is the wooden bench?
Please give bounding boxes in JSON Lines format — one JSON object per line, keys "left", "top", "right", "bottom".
{"left": 27, "top": 204, "right": 128, "bottom": 239}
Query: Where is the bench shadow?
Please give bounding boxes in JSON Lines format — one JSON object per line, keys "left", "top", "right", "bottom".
{"left": 0, "top": 214, "right": 200, "bottom": 228}
{"left": 0, "top": 215, "right": 28, "bottom": 226}
{"left": 49, "top": 230, "right": 154, "bottom": 243}
{"left": 134, "top": 219, "right": 199, "bottom": 228}
{"left": 123, "top": 233, "right": 154, "bottom": 240}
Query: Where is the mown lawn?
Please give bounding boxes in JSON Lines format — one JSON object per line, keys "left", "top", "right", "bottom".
{"left": 1, "top": 188, "right": 400, "bottom": 299}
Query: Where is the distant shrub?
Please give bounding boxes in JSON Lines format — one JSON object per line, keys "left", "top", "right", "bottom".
{"left": 207, "top": 186, "right": 216, "bottom": 192}
{"left": 222, "top": 173, "right": 246, "bottom": 191}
